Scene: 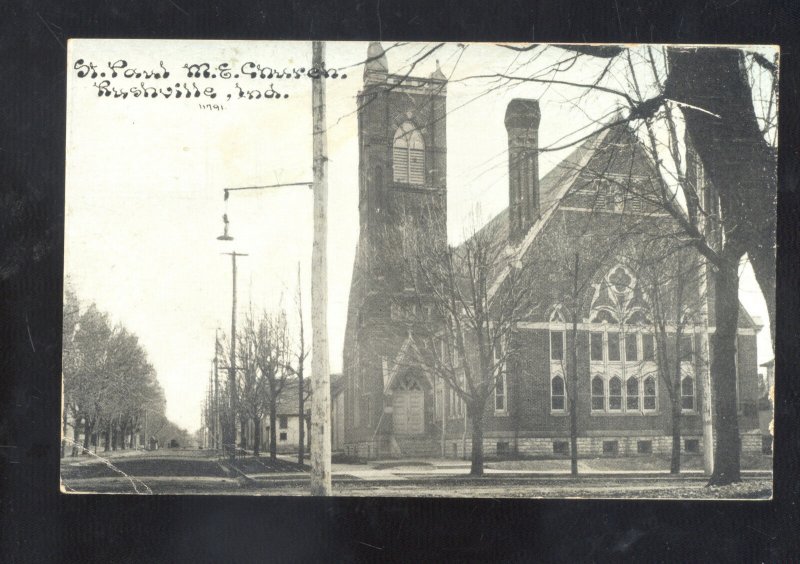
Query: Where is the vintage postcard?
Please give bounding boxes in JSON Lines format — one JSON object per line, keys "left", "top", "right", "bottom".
{"left": 61, "top": 40, "right": 776, "bottom": 498}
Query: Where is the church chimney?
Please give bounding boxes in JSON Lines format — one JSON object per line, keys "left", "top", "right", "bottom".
{"left": 504, "top": 99, "right": 541, "bottom": 244}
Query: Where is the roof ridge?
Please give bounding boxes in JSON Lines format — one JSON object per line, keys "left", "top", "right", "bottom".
{"left": 486, "top": 126, "right": 613, "bottom": 300}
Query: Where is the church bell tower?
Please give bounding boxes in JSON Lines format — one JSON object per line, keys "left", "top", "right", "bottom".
{"left": 356, "top": 42, "right": 448, "bottom": 285}
{"left": 343, "top": 43, "right": 448, "bottom": 448}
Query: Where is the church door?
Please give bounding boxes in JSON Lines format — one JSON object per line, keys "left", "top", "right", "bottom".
{"left": 393, "top": 375, "right": 425, "bottom": 435}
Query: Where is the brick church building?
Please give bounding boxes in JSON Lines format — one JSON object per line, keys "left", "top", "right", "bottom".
{"left": 341, "top": 43, "right": 762, "bottom": 460}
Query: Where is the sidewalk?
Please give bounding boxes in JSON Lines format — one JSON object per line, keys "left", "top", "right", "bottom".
{"left": 268, "top": 454, "right": 772, "bottom": 483}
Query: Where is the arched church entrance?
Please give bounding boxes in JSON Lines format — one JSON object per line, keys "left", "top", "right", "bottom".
{"left": 392, "top": 373, "right": 425, "bottom": 436}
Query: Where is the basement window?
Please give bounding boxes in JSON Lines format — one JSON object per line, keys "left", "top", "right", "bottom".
{"left": 602, "top": 440, "right": 619, "bottom": 455}
{"left": 637, "top": 440, "right": 652, "bottom": 454}
{"left": 552, "top": 440, "right": 569, "bottom": 455}
{"left": 684, "top": 439, "right": 700, "bottom": 453}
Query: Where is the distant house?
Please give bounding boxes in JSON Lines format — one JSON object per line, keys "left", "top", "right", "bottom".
{"left": 241, "top": 381, "right": 309, "bottom": 455}
{"left": 341, "top": 42, "right": 764, "bottom": 460}
{"left": 245, "top": 375, "right": 344, "bottom": 455}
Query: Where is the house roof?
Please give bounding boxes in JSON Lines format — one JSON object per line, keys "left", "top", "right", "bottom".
{"left": 274, "top": 374, "right": 344, "bottom": 414}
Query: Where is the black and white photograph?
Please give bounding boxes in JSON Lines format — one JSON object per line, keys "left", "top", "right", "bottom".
{"left": 60, "top": 39, "right": 776, "bottom": 499}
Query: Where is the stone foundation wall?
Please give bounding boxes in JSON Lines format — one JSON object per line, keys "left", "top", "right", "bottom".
{"left": 346, "top": 430, "right": 764, "bottom": 460}
{"left": 432, "top": 431, "right": 764, "bottom": 460}
{"left": 344, "top": 441, "right": 379, "bottom": 459}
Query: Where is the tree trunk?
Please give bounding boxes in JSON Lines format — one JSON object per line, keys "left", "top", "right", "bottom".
{"left": 469, "top": 403, "right": 484, "bottom": 476}
{"left": 708, "top": 260, "right": 742, "bottom": 485}
{"left": 83, "top": 421, "right": 93, "bottom": 453}
{"left": 298, "top": 376, "right": 305, "bottom": 465}
{"left": 569, "top": 320, "right": 579, "bottom": 475}
{"left": 666, "top": 48, "right": 776, "bottom": 347}
{"left": 72, "top": 415, "right": 82, "bottom": 456}
{"left": 269, "top": 403, "right": 278, "bottom": 460}
{"left": 253, "top": 416, "right": 262, "bottom": 457}
{"left": 670, "top": 397, "right": 682, "bottom": 474}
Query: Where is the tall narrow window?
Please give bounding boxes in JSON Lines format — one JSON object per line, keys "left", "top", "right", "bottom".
{"left": 393, "top": 122, "right": 425, "bottom": 185}
{"left": 607, "top": 332, "right": 620, "bottom": 361}
{"left": 625, "top": 333, "right": 638, "bottom": 362}
{"left": 626, "top": 376, "right": 640, "bottom": 410}
{"left": 608, "top": 376, "right": 622, "bottom": 411}
{"left": 680, "top": 335, "right": 693, "bottom": 362}
{"left": 643, "top": 375, "right": 657, "bottom": 411}
{"left": 551, "top": 374, "right": 566, "bottom": 411}
{"left": 590, "top": 332, "right": 604, "bottom": 361}
{"left": 550, "top": 331, "right": 564, "bottom": 361}
{"left": 495, "top": 373, "right": 506, "bottom": 412}
{"left": 591, "top": 376, "right": 605, "bottom": 411}
{"left": 681, "top": 375, "right": 695, "bottom": 410}
{"left": 642, "top": 334, "right": 655, "bottom": 361}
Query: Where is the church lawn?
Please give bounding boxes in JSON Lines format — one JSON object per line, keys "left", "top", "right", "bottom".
{"left": 485, "top": 453, "right": 773, "bottom": 473}
{"left": 332, "top": 477, "right": 772, "bottom": 499}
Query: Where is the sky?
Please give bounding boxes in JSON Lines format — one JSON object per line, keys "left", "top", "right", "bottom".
{"left": 65, "top": 40, "right": 775, "bottom": 431}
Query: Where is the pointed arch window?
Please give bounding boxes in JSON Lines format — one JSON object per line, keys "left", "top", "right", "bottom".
{"left": 608, "top": 376, "right": 623, "bottom": 411}
{"left": 393, "top": 122, "right": 425, "bottom": 185}
{"left": 643, "top": 375, "right": 657, "bottom": 411}
{"left": 626, "top": 376, "right": 640, "bottom": 410}
{"left": 551, "top": 374, "right": 566, "bottom": 412}
{"left": 591, "top": 376, "right": 605, "bottom": 411}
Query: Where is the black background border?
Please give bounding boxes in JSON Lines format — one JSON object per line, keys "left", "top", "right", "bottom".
{"left": 1, "top": 1, "right": 798, "bottom": 561}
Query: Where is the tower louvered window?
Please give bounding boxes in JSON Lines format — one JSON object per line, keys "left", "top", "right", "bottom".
{"left": 393, "top": 122, "right": 425, "bottom": 185}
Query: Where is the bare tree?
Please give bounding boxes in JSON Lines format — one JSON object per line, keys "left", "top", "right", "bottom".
{"left": 630, "top": 240, "right": 705, "bottom": 473}
{"left": 236, "top": 310, "right": 269, "bottom": 456}
{"left": 253, "top": 310, "right": 292, "bottom": 461}
{"left": 388, "top": 210, "right": 537, "bottom": 476}
{"left": 288, "top": 263, "right": 311, "bottom": 465}
{"left": 538, "top": 211, "right": 630, "bottom": 475}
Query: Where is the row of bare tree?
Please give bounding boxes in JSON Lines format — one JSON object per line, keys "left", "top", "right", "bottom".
{"left": 203, "top": 274, "right": 310, "bottom": 462}
{"left": 61, "top": 287, "right": 180, "bottom": 456}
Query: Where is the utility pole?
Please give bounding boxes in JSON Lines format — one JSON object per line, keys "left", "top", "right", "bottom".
{"left": 215, "top": 176, "right": 313, "bottom": 460}
{"left": 213, "top": 333, "right": 221, "bottom": 451}
{"left": 310, "top": 39, "right": 332, "bottom": 496}
{"left": 223, "top": 250, "right": 248, "bottom": 459}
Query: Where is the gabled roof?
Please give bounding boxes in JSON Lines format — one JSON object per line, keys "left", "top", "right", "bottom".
{"left": 462, "top": 119, "right": 764, "bottom": 331}
{"left": 468, "top": 125, "right": 613, "bottom": 299}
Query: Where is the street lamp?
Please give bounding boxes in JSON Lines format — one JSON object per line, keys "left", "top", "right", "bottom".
{"left": 217, "top": 213, "right": 234, "bottom": 241}
{"left": 214, "top": 181, "right": 312, "bottom": 460}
